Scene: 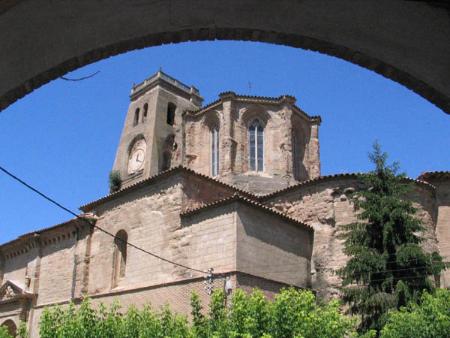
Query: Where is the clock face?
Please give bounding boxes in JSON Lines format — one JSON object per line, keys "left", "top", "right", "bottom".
{"left": 128, "top": 139, "right": 146, "bottom": 174}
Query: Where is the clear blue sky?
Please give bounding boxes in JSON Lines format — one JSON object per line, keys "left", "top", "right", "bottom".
{"left": 1, "top": 41, "right": 449, "bottom": 244}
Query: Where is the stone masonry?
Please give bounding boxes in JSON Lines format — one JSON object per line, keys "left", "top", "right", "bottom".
{"left": 0, "top": 72, "right": 448, "bottom": 337}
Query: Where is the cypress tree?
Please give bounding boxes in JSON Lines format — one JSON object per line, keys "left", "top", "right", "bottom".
{"left": 338, "top": 142, "right": 444, "bottom": 334}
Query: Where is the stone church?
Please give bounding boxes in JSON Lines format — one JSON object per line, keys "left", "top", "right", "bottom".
{"left": 0, "top": 71, "right": 448, "bottom": 337}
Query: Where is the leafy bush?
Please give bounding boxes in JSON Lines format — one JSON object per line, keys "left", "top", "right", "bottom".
{"left": 109, "top": 170, "right": 122, "bottom": 193}
{"left": 0, "top": 326, "right": 11, "bottom": 338}
{"left": 0, "top": 321, "right": 27, "bottom": 338}
{"left": 39, "top": 288, "right": 357, "bottom": 338}
{"left": 380, "top": 288, "right": 450, "bottom": 338}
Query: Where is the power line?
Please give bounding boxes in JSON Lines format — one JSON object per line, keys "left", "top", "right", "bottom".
{"left": 0, "top": 164, "right": 207, "bottom": 275}
{"left": 1, "top": 164, "right": 447, "bottom": 280}
{"left": 60, "top": 71, "right": 100, "bottom": 82}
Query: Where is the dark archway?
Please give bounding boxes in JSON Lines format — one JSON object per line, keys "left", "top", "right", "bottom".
{"left": 0, "top": 1, "right": 449, "bottom": 114}
{"left": 1, "top": 319, "right": 17, "bottom": 337}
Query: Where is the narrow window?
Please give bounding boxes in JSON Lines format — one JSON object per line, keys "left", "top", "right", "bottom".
{"left": 142, "top": 103, "right": 148, "bottom": 122}
{"left": 112, "top": 230, "right": 127, "bottom": 287}
{"left": 133, "top": 108, "right": 140, "bottom": 126}
{"left": 167, "top": 103, "right": 176, "bottom": 126}
{"left": 211, "top": 127, "right": 219, "bottom": 176}
{"left": 249, "top": 120, "right": 264, "bottom": 172}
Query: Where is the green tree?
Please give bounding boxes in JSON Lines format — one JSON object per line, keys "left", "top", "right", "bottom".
{"left": 38, "top": 288, "right": 356, "bottom": 338}
{"left": 381, "top": 288, "right": 450, "bottom": 338}
{"left": 338, "top": 142, "right": 445, "bottom": 334}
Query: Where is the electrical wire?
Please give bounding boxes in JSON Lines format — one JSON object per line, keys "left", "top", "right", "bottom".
{"left": 60, "top": 71, "right": 100, "bottom": 81}
{"left": 0, "top": 164, "right": 207, "bottom": 275}
{"left": 1, "top": 164, "right": 447, "bottom": 279}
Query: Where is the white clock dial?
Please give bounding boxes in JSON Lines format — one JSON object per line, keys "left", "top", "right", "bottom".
{"left": 128, "top": 139, "right": 146, "bottom": 174}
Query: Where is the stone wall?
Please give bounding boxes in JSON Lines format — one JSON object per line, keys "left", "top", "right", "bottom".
{"left": 113, "top": 76, "right": 201, "bottom": 188}
{"left": 88, "top": 177, "right": 185, "bottom": 294}
{"left": 263, "top": 176, "right": 439, "bottom": 298}
{"left": 236, "top": 203, "right": 313, "bottom": 288}
{"left": 180, "top": 203, "right": 237, "bottom": 274}
{"left": 419, "top": 177, "right": 450, "bottom": 287}
{"left": 37, "top": 234, "right": 77, "bottom": 305}
{"left": 181, "top": 172, "right": 238, "bottom": 211}
{"left": 183, "top": 96, "right": 320, "bottom": 194}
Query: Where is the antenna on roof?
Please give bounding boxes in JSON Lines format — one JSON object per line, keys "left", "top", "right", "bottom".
{"left": 248, "top": 81, "right": 252, "bottom": 93}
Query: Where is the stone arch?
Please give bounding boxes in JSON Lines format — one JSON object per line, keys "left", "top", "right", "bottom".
{"left": 1, "top": 319, "right": 17, "bottom": 337}
{"left": 127, "top": 134, "right": 146, "bottom": 154}
{"left": 166, "top": 102, "right": 176, "bottom": 126}
{"left": 203, "top": 111, "right": 221, "bottom": 131}
{"left": 199, "top": 111, "right": 221, "bottom": 176}
{"left": 239, "top": 106, "right": 270, "bottom": 129}
{"left": 0, "top": 1, "right": 448, "bottom": 115}
{"left": 238, "top": 106, "right": 271, "bottom": 173}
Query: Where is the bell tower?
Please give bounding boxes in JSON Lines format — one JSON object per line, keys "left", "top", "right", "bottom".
{"left": 112, "top": 71, "right": 203, "bottom": 188}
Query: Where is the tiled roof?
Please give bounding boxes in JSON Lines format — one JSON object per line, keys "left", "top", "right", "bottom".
{"left": 79, "top": 166, "right": 257, "bottom": 212}
{"left": 417, "top": 171, "right": 450, "bottom": 181}
{"left": 185, "top": 92, "right": 321, "bottom": 122}
{"left": 0, "top": 218, "right": 81, "bottom": 248}
{"left": 180, "top": 193, "right": 313, "bottom": 231}
{"left": 259, "top": 173, "right": 436, "bottom": 200}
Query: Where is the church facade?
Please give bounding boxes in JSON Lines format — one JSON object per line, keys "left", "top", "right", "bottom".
{"left": 1, "top": 71, "right": 448, "bottom": 337}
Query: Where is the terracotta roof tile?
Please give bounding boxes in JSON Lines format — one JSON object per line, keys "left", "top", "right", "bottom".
{"left": 259, "top": 173, "right": 436, "bottom": 200}
{"left": 185, "top": 92, "right": 320, "bottom": 122}
{"left": 417, "top": 171, "right": 450, "bottom": 181}
{"left": 79, "top": 166, "right": 257, "bottom": 211}
{"left": 0, "top": 217, "right": 83, "bottom": 248}
{"left": 180, "top": 193, "right": 313, "bottom": 231}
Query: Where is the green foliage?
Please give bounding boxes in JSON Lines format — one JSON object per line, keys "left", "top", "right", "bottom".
{"left": 0, "top": 326, "right": 11, "bottom": 338}
{"left": 18, "top": 322, "right": 28, "bottom": 338}
{"left": 109, "top": 170, "right": 122, "bottom": 193}
{"left": 39, "top": 298, "right": 189, "bottom": 338}
{"left": 380, "top": 289, "right": 450, "bottom": 338}
{"left": 338, "top": 142, "right": 445, "bottom": 334}
{"left": 0, "top": 321, "right": 27, "bottom": 338}
{"left": 38, "top": 288, "right": 357, "bottom": 338}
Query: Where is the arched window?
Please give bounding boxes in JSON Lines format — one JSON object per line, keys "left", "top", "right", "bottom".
{"left": 142, "top": 103, "right": 148, "bottom": 122}
{"left": 211, "top": 127, "right": 219, "bottom": 176}
{"left": 249, "top": 120, "right": 264, "bottom": 172}
{"left": 1, "top": 320, "right": 17, "bottom": 337}
{"left": 112, "top": 230, "right": 127, "bottom": 287}
{"left": 133, "top": 108, "right": 140, "bottom": 126}
{"left": 166, "top": 102, "right": 176, "bottom": 126}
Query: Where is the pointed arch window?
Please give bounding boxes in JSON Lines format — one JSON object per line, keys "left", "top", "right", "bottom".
{"left": 249, "top": 120, "right": 264, "bottom": 172}
{"left": 142, "top": 103, "right": 148, "bottom": 122}
{"left": 133, "top": 108, "right": 140, "bottom": 126}
{"left": 112, "top": 230, "right": 127, "bottom": 287}
{"left": 167, "top": 102, "right": 176, "bottom": 126}
{"left": 211, "top": 127, "right": 219, "bottom": 176}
